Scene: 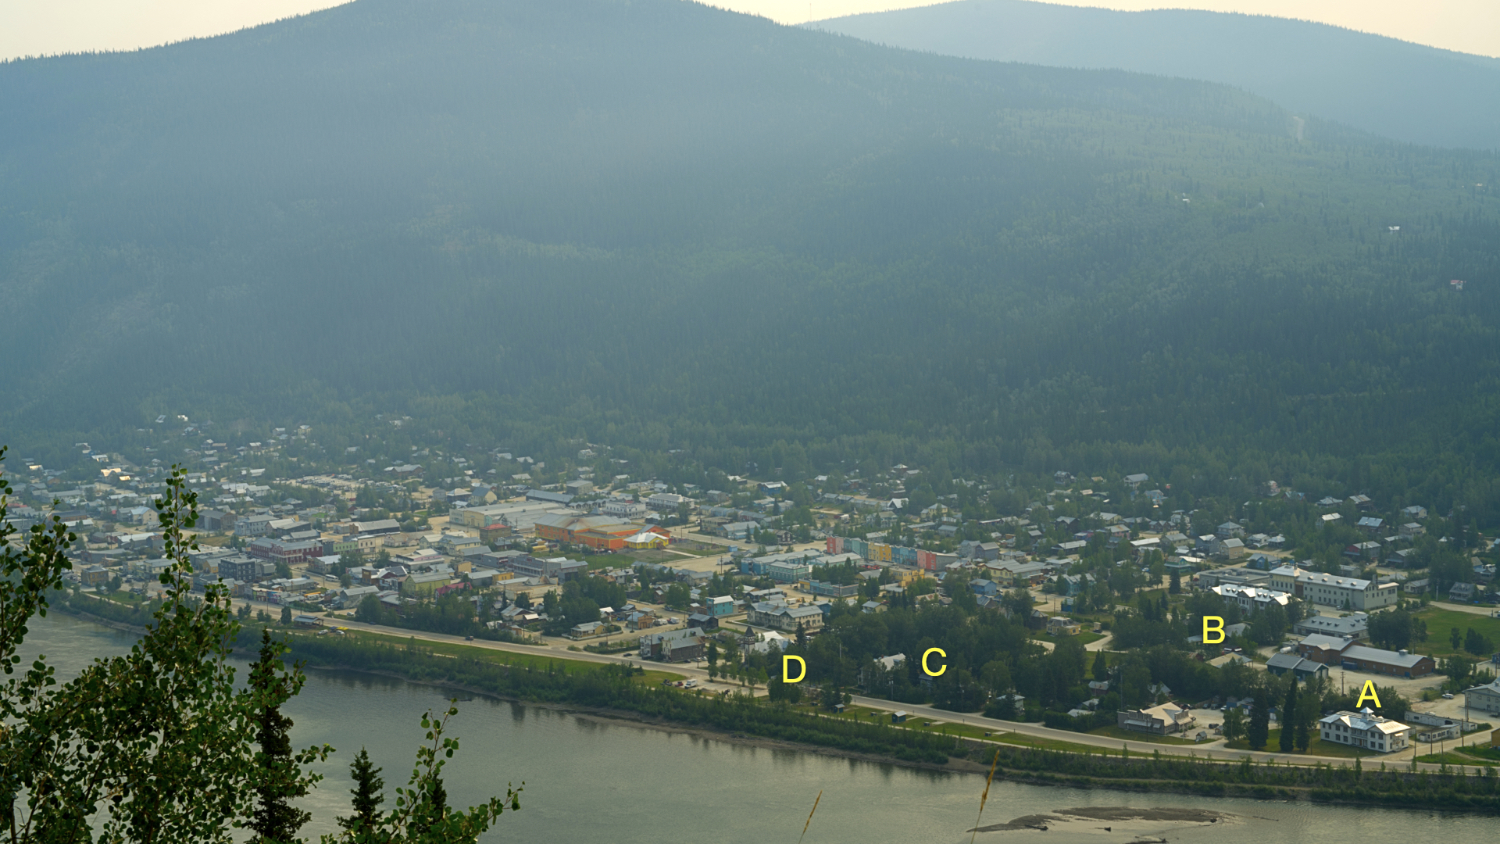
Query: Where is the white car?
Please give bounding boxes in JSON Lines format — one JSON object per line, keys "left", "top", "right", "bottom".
{"left": 1442, "top": 693, "right": 1454, "bottom": 700}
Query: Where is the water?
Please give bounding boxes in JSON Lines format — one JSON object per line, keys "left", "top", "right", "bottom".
{"left": 20, "top": 613, "right": 1492, "bottom": 842}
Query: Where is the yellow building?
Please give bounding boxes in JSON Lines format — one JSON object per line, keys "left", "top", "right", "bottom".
{"left": 625, "top": 531, "right": 667, "bottom": 550}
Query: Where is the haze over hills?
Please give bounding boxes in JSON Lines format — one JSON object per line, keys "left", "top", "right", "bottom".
{"left": 1, "top": 0, "right": 1498, "bottom": 514}
{"left": 811, "top": 0, "right": 1500, "bottom": 151}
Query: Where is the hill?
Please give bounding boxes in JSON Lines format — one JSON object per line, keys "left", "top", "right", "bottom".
{"left": 811, "top": 0, "right": 1500, "bottom": 151}
{"left": 1, "top": 0, "right": 1498, "bottom": 517}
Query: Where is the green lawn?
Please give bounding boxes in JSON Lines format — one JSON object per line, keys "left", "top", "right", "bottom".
{"left": 818, "top": 705, "right": 1124, "bottom": 755}
{"left": 1224, "top": 729, "right": 1367, "bottom": 758}
{"left": 1033, "top": 631, "right": 1105, "bottom": 647}
{"left": 1416, "top": 749, "right": 1500, "bottom": 767}
{"left": 1088, "top": 725, "right": 1196, "bottom": 745}
{"left": 1411, "top": 607, "right": 1500, "bottom": 659}
{"left": 324, "top": 627, "right": 681, "bottom": 684}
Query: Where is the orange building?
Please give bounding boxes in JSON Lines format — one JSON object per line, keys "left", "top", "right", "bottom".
{"left": 535, "top": 514, "right": 639, "bottom": 551}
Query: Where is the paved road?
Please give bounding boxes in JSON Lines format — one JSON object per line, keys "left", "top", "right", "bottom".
{"left": 316, "top": 611, "right": 1487, "bottom": 774}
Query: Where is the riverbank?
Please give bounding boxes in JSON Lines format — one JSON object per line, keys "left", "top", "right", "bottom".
{"left": 50, "top": 600, "right": 1500, "bottom": 813}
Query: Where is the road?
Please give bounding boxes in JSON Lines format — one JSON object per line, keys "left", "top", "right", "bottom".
{"left": 291, "top": 608, "right": 1479, "bottom": 775}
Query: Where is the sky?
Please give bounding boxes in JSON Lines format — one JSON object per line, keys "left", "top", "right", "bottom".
{"left": 2, "top": 0, "right": 1497, "bottom": 61}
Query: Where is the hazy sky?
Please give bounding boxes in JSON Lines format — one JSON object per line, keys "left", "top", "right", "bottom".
{"left": 3, "top": 0, "right": 1497, "bottom": 61}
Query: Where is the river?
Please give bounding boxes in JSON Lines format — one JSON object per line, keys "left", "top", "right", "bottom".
{"left": 20, "top": 612, "right": 1490, "bottom": 842}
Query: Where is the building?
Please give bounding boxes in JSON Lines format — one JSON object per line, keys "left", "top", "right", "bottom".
{"left": 1266, "top": 653, "right": 1329, "bottom": 681}
{"left": 1117, "top": 702, "right": 1195, "bottom": 735}
{"left": 533, "top": 513, "right": 638, "bottom": 551}
{"left": 601, "top": 499, "right": 648, "bottom": 520}
{"left": 1269, "top": 566, "right": 1397, "bottom": 611}
{"left": 1319, "top": 709, "right": 1410, "bottom": 753}
{"left": 747, "top": 601, "right": 824, "bottom": 633}
{"left": 1195, "top": 567, "right": 1270, "bottom": 589}
{"left": 352, "top": 518, "right": 401, "bottom": 536}
{"left": 638, "top": 627, "right": 705, "bottom": 662}
{"left": 1211, "top": 583, "right": 1291, "bottom": 613}
{"left": 1046, "top": 616, "right": 1081, "bottom": 636}
{"left": 1296, "top": 634, "right": 1435, "bottom": 678}
{"left": 1463, "top": 678, "right": 1500, "bottom": 716}
{"left": 1293, "top": 612, "right": 1368, "bottom": 639}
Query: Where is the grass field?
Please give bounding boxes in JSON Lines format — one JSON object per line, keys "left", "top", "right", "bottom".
{"left": 1412, "top": 606, "right": 1500, "bottom": 659}
{"left": 322, "top": 627, "right": 682, "bottom": 684}
{"left": 1033, "top": 631, "right": 1106, "bottom": 647}
{"left": 1416, "top": 750, "right": 1500, "bottom": 766}
{"left": 1088, "top": 725, "right": 1196, "bottom": 745}
{"left": 1224, "top": 729, "right": 1366, "bottom": 758}
{"left": 810, "top": 704, "right": 1126, "bottom": 755}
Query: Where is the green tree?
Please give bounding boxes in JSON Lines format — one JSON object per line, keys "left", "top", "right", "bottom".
{"left": 1451, "top": 627, "right": 1462, "bottom": 650}
{"left": 1091, "top": 650, "right": 1107, "bottom": 682}
{"left": 337, "top": 748, "right": 385, "bottom": 836}
{"left": 1222, "top": 707, "right": 1245, "bottom": 742}
{"left": 1248, "top": 689, "right": 1271, "bottom": 751}
{"left": 706, "top": 639, "right": 719, "bottom": 680}
{"left": 281, "top": 605, "right": 294, "bottom": 626}
{"left": 249, "top": 628, "right": 314, "bottom": 844}
{"left": 1279, "top": 681, "right": 1297, "bottom": 753}
{"left": 0, "top": 459, "right": 332, "bottom": 841}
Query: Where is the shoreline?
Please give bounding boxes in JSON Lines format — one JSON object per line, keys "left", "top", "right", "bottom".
{"left": 49, "top": 604, "right": 1500, "bottom": 814}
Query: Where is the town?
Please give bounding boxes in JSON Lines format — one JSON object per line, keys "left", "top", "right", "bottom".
{"left": 8, "top": 428, "right": 1500, "bottom": 768}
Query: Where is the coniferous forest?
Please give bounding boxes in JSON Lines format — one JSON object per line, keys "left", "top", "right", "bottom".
{"left": 1, "top": 0, "right": 1498, "bottom": 517}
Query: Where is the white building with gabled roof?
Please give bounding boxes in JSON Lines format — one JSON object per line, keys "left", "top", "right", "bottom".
{"left": 1319, "top": 708, "right": 1409, "bottom": 753}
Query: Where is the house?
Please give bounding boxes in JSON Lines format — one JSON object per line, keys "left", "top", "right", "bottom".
{"left": 1206, "top": 653, "right": 1252, "bottom": 669}
{"left": 969, "top": 578, "right": 1000, "bottom": 598}
{"left": 1219, "top": 537, "right": 1248, "bottom": 558}
{"left": 1266, "top": 653, "right": 1329, "bottom": 681}
{"left": 1319, "top": 709, "right": 1409, "bottom": 753}
{"left": 1046, "top": 616, "right": 1081, "bottom": 636}
{"left": 1356, "top": 516, "right": 1384, "bottom": 534}
{"left": 569, "top": 621, "right": 604, "bottom": 639}
{"left": 1463, "top": 678, "right": 1500, "bottom": 716}
{"left": 705, "top": 595, "right": 735, "bottom": 617}
{"left": 1123, "top": 473, "right": 1149, "bottom": 489}
{"left": 1450, "top": 582, "right": 1477, "bottom": 603}
{"left": 1117, "top": 702, "right": 1194, "bottom": 735}
{"left": 861, "top": 600, "right": 885, "bottom": 614}
{"left": 638, "top": 627, "right": 705, "bottom": 662}
{"left": 687, "top": 612, "right": 719, "bottom": 631}
{"left": 1216, "top": 521, "right": 1246, "bottom": 539}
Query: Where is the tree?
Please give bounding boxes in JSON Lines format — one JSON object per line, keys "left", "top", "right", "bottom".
{"left": 1295, "top": 716, "right": 1312, "bottom": 752}
{"left": 281, "top": 605, "right": 294, "bottom": 626}
{"left": 249, "top": 628, "right": 314, "bottom": 844}
{"left": 1280, "top": 681, "right": 1298, "bottom": 752}
{"left": 0, "top": 459, "right": 331, "bottom": 841}
{"left": 1168, "top": 569, "right": 1181, "bottom": 595}
{"left": 1222, "top": 707, "right": 1245, "bottom": 743}
{"left": 706, "top": 639, "right": 719, "bottom": 680}
{"left": 1091, "top": 650, "right": 1107, "bottom": 682}
{"left": 337, "top": 748, "right": 385, "bottom": 836}
{"left": 1248, "top": 689, "right": 1271, "bottom": 750}
{"left": 1451, "top": 627, "right": 1462, "bottom": 650}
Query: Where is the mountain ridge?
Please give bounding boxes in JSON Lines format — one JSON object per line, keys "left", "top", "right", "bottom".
{"left": 1, "top": 0, "right": 1497, "bottom": 515}
{"left": 810, "top": 0, "right": 1500, "bottom": 150}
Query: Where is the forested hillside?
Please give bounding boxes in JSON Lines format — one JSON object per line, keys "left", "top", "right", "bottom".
{"left": 812, "top": 0, "right": 1500, "bottom": 151}
{"left": 1, "top": 0, "right": 1498, "bottom": 518}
